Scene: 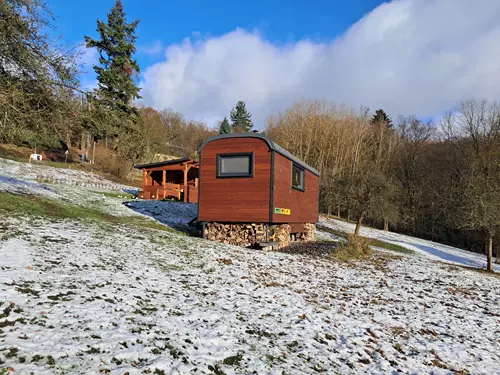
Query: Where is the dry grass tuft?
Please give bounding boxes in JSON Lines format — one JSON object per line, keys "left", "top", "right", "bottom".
{"left": 333, "top": 234, "right": 372, "bottom": 261}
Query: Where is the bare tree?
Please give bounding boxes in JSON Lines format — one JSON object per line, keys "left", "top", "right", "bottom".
{"left": 441, "top": 99, "right": 500, "bottom": 271}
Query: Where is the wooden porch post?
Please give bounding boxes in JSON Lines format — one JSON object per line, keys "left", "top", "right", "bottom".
{"left": 183, "top": 165, "right": 188, "bottom": 202}
{"left": 142, "top": 169, "right": 148, "bottom": 188}
{"left": 162, "top": 169, "right": 166, "bottom": 186}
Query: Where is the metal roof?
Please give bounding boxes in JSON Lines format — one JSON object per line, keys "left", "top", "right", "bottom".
{"left": 134, "top": 157, "right": 197, "bottom": 170}
{"left": 198, "top": 133, "right": 320, "bottom": 176}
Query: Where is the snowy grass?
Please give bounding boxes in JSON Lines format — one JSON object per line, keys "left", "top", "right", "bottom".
{"left": 1, "top": 157, "right": 500, "bottom": 374}
{"left": 320, "top": 217, "right": 500, "bottom": 271}
{"left": 1, "top": 216, "right": 499, "bottom": 374}
{"left": 317, "top": 224, "right": 414, "bottom": 255}
{"left": 0, "top": 192, "right": 175, "bottom": 234}
{"left": 89, "top": 190, "right": 136, "bottom": 200}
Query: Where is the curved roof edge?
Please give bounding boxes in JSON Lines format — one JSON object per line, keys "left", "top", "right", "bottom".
{"left": 199, "top": 133, "right": 320, "bottom": 176}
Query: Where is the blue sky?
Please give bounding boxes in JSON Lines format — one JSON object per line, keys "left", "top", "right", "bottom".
{"left": 45, "top": 0, "right": 500, "bottom": 127}
{"left": 49, "top": 0, "right": 383, "bottom": 74}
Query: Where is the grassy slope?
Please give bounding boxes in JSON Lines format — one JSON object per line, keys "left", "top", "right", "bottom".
{"left": 317, "top": 224, "right": 415, "bottom": 255}
{"left": 0, "top": 192, "right": 174, "bottom": 233}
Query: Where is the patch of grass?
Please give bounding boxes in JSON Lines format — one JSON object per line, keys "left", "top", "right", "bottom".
{"left": 15, "top": 287, "right": 40, "bottom": 297}
{"left": 122, "top": 216, "right": 176, "bottom": 233}
{"left": 31, "top": 354, "right": 44, "bottom": 362}
{"left": 369, "top": 239, "right": 414, "bottom": 254}
{"left": 0, "top": 192, "right": 116, "bottom": 221}
{"left": 6, "top": 347, "right": 18, "bottom": 358}
{"left": 452, "top": 264, "right": 500, "bottom": 277}
{"left": 166, "top": 344, "right": 182, "bottom": 359}
{"left": 157, "top": 263, "right": 183, "bottom": 272}
{"left": 316, "top": 225, "right": 348, "bottom": 239}
{"left": 90, "top": 190, "right": 135, "bottom": 200}
{"left": 47, "top": 355, "right": 56, "bottom": 366}
{"left": 332, "top": 234, "right": 372, "bottom": 261}
{"left": 0, "top": 192, "right": 175, "bottom": 233}
{"left": 318, "top": 225, "right": 413, "bottom": 255}
{"left": 222, "top": 353, "right": 243, "bottom": 366}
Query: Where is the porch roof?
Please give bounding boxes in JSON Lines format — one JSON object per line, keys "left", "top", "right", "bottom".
{"left": 134, "top": 157, "right": 198, "bottom": 170}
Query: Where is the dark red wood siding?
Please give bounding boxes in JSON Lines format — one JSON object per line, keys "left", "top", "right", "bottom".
{"left": 198, "top": 138, "right": 272, "bottom": 223}
{"left": 271, "top": 153, "right": 319, "bottom": 224}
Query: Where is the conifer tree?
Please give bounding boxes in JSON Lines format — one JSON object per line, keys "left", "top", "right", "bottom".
{"left": 371, "top": 109, "right": 393, "bottom": 128}
{"left": 84, "top": 0, "right": 140, "bottom": 115}
{"left": 230, "top": 101, "right": 253, "bottom": 131}
{"left": 219, "top": 117, "right": 232, "bottom": 134}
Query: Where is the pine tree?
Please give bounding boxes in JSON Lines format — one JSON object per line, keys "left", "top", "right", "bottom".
{"left": 84, "top": 0, "right": 141, "bottom": 115}
{"left": 219, "top": 117, "right": 232, "bottom": 134}
{"left": 371, "top": 109, "right": 393, "bottom": 128}
{"left": 230, "top": 101, "right": 253, "bottom": 132}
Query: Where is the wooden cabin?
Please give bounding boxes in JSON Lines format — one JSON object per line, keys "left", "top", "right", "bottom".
{"left": 134, "top": 157, "right": 199, "bottom": 203}
{"left": 197, "top": 134, "right": 319, "bottom": 246}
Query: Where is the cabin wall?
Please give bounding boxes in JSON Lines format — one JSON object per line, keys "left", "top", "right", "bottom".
{"left": 198, "top": 138, "right": 271, "bottom": 223}
{"left": 271, "top": 153, "right": 319, "bottom": 225}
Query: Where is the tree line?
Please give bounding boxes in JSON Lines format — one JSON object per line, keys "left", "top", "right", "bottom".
{"left": 0, "top": 0, "right": 258, "bottom": 176}
{"left": 266, "top": 100, "right": 500, "bottom": 271}
{"left": 0, "top": 0, "right": 218, "bottom": 176}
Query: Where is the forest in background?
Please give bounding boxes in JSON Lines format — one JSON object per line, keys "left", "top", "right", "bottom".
{"left": 0, "top": 0, "right": 498, "bottom": 268}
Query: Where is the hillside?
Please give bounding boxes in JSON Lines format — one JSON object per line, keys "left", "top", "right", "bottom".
{"left": 318, "top": 218, "right": 500, "bottom": 272}
{"left": 0, "top": 158, "right": 499, "bottom": 375}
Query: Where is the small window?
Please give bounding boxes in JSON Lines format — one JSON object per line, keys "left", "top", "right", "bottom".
{"left": 291, "top": 163, "right": 305, "bottom": 191}
{"left": 217, "top": 153, "right": 253, "bottom": 178}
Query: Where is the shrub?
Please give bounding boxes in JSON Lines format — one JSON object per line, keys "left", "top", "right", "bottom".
{"left": 333, "top": 234, "right": 372, "bottom": 261}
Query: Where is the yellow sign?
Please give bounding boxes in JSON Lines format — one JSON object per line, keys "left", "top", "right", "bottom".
{"left": 275, "top": 207, "right": 291, "bottom": 215}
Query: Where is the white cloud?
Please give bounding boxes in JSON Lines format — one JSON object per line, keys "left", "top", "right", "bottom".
{"left": 77, "top": 44, "right": 98, "bottom": 73}
{"left": 138, "top": 40, "right": 164, "bottom": 56}
{"left": 139, "top": 0, "right": 500, "bottom": 128}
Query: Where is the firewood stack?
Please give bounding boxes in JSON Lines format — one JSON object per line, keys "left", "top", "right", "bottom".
{"left": 203, "top": 222, "right": 315, "bottom": 249}
{"left": 269, "top": 224, "right": 291, "bottom": 248}
{"left": 299, "top": 223, "right": 316, "bottom": 241}
{"left": 204, "top": 222, "right": 268, "bottom": 248}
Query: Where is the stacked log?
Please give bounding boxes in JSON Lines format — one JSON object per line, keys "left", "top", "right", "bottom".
{"left": 204, "top": 222, "right": 315, "bottom": 249}
{"left": 269, "top": 224, "right": 291, "bottom": 248}
{"left": 204, "top": 222, "right": 268, "bottom": 248}
{"left": 296, "top": 223, "right": 316, "bottom": 241}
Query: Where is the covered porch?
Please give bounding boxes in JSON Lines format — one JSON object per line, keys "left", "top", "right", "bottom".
{"left": 134, "top": 157, "right": 199, "bottom": 203}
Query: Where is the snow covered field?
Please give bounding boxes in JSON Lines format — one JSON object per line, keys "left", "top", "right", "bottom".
{"left": 1, "top": 158, "right": 499, "bottom": 374}
{"left": 319, "top": 217, "right": 500, "bottom": 272}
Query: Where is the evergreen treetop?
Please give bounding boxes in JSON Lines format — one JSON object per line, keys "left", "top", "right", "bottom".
{"left": 84, "top": 0, "right": 141, "bottom": 115}
{"left": 230, "top": 101, "right": 253, "bottom": 132}
{"left": 371, "top": 109, "right": 393, "bottom": 128}
{"left": 219, "top": 117, "right": 232, "bottom": 134}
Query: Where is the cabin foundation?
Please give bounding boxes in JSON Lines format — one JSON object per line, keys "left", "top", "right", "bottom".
{"left": 203, "top": 222, "right": 315, "bottom": 249}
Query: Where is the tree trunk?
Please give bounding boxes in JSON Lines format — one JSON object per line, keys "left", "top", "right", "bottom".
{"left": 337, "top": 205, "right": 341, "bottom": 218}
{"left": 80, "top": 131, "right": 85, "bottom": 151}
{"left": 496, "top": 242, "right": 500, "bottom": 264}
{"left": 354, "top": 214, "right": 364, "bottom": 236}
{"left": 383, "top": 219, "right": 389, "bottom": 232}
{"left": 486, "top": 234, "right": 493, "bottom": 272}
